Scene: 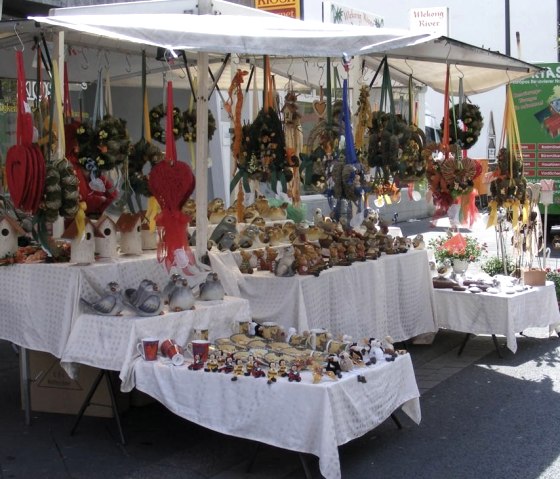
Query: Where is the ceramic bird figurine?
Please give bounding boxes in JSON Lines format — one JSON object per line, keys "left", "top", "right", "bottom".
{"left": 169, "top": 278, "right": 196, "bottom": 311}
{"left": 412, "top": 234, "right": 425, "bottom": 250}
{"left": 163, "top": 273, "right": 182, "bottom": 304}
{"left": 198, "top": 272, "right": 225, "bottom": 301}
{"left": 124, "top": 280, "right": 164, "bottom": 316}
{"left": 80, "top": 281, "right": 125, "bottom": 316}
{"left": 436, "top": 258, "right": 452, "bottom": 278}
{"left": 209, "top": 215, "right": 237, "bottom": 245}
{"left": 218, "top": 231, "right": 238, "bottom": 251}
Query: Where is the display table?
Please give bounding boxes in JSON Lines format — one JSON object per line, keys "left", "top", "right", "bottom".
{"left": 0, "top": 253, "right": 169, "bottom": 357}
{"left": 60, "top": 296, "right": 251, "bottom": 386}
{"left": 225, "top": 250, "right": 437, "bottom": 342}
{"left": 434, "top": 282, "right": 560, "bottom": 353}
{"left": 130, "top": 353, "right": 421, "bottom": 479}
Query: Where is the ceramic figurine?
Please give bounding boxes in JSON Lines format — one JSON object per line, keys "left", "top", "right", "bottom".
{"left": 382, "top": 335, "right": 397, "bottom": 360}
{"left": 325, "top": 353, "right": 342, "bottom": 379}
{"left": 238, "top": 224, "right": 261, "bottom": 249}
{"left": 80, "top": 281, "right": 125, "bottom": 316}
{"left": 208, "top": 197, "right": 226, "bottom": 224}
{"left": 265, "top": 246, "right": 278, "bottom": 272}
{"left": 199, "top": 272, "right": 225, "bottom": 301}
{"left": 278, "top": 359, "right": 289, "bottom": 377}
{"left": 274, "top": 245, "right": 296, "bottom": 277}
{"left": 188, "top": 354, "right": 205, "bottom": 371}
{"left": 94, "top": 215, "right": 119, "bottom": 259}
{"left": 239, "top": 250, "right": 254, "bottom": 274}
{"left": 267, "top": 362, "right": 279, "bottom": 384}
{"left": 244, "top": 354, "right": 255, "bottom": 376}
{"left": 204, "top": 353, "right": 219, "bottom": 372}
{"left": 251, "top": 363, "right": 266, "bottom": 378}
{"left": 169, "top": 277, "right": 196, "bottom": 311}
{"left": 287, "top": 365, "right": 301, "bottom": 382}
{"left": 209, "top": 215, "right": 237, "bottom": 246}
{"left": 311, "top": 362, "right": 324, "bottom": 384}
{"left": 253, "top": 249, "right": 267, "bottom": 271}
{"left": 412, "top": 234, "right": 425, "bottom": 250}
{"left": 251, "top": 216, "right": 266, "bottom": 228}
{"left": 163, "top": 273, "right": 182, "bottom": 304}
{"left": 218, "top": 231, "right": 238, "bottom": 251}
{"left": 220, "top": 356, "right": 234, "bottom": 373}
{"left": 62, "top": 218, "right": 97, "bottom": 264}
{"left": 338, "top": 351, "right": 354, "bottom": 372}
{"left": 124, "top": 279, "right": 164, "bottom": 316}
{"left": 231, "top": 359, "right": 245, "bottom": 381}
{"left": 366, "top": 338, "right": 384, "bottom": 365}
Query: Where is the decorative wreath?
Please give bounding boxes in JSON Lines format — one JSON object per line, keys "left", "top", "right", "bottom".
{"left": 489, "top": 147, "right": 527, "bottom": 205}
{"left": 367, "top": 112, "right": 426, "bottom": 183}
{"left": 76, "top": 115, "right": 130, "bottom": 172}
{"left": 149, "top": 104, "right": 183, "bottom": 144}
{"left": 129, "top": 139, "right": 163, "bottom": 197}
{"left": 441, "top": 102, "right": 483, "bottom": 150}
{"left": 182, "top": 108, "right": 216, "bottom": 143}
{"left": 247, "top": 107, "right": 289, "bottom": 189}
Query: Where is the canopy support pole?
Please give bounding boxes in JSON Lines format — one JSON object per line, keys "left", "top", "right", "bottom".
{"left": 194, "top": 2, "right": 211, "bottom": 262}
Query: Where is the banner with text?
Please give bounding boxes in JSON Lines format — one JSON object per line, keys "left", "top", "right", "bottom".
{"left": 511, "top": 62, "right": 560, "bottom": 212}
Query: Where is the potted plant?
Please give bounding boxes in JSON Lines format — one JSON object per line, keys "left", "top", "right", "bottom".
{"left": 428, "top": 232, "right": 487, "bottom": 274}
{"left": 545, "top": 267, "right": 560, "bottom": 305}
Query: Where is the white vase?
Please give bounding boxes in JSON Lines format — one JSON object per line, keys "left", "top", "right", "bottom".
{"left": 452, "top": 259, "right": 469, "bottom": 275}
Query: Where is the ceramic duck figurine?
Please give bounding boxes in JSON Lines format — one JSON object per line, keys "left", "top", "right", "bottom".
{"left": 163, "top": 273, "right": 182, "bottom": 304}
{"left": 169, "top": 278, "right": 196, "bottom": 311}
{"left": 80, "top": 281, "right": 125, "bottom": 316}
{"left": 199, "top": 272, "right": 225, "bottom": 301}
{"left": 124, "top": 280, "right": 164, "bottom": 316}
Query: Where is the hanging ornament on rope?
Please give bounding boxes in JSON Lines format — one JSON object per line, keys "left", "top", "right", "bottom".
{"left": 281, "top": 77, "right": 303, "bottom": 206}
{"left": 148, "top": 81, "right": 195, "bottom": 272}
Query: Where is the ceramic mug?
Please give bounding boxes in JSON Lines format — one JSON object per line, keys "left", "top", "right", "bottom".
{"left": 307, "top": 328, "right": 329, "bottom": 351}
{"left": 194, "top": 328, "right": 209, "bottom": 341}
{"left": 235, "top": 319, "right": 251, "bottom": 335}
{"left": 187, "top": 339, "right": 210, "bottom": 363}
{"left": 160, "top": 339, "right": 185, "bottom": 366}
{"left": 325, "top": 339, "right": 350, "bottom": 355}
{"left": 261, "top": 321, "right": 278, "bottom": 340}
{"left": 137, "top": 337, "right": 159, "bottom": 361}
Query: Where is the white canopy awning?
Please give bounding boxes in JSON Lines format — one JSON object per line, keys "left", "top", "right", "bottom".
{"left": 30, "top": 12, "right": 429, "bottom": 58}
{"left": 365, "top": 36, "right": 542, "bottom": 96}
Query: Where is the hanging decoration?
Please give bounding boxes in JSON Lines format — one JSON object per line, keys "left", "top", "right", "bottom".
{"left": 441, "top": 102, "right": 483, "bottom": 150}
{"left": 149, "top": 103, "right": 183, "bottom": 144}
{"left": 247, "top": 57, "right": 289, "bottom": 193}
{"left": 5, "top": 50, "right": 46, "bottom": 214}
{"left": 487, "top": 85, "right": 528, "bottom": 230}
{"left": 425, "top": 65, "right": 482, "bottom": 226}
{"left": 129, "top": 51, "right": 162, "bottom": 215}
{"left": 148, "top": 81, "right": 195, "bottom": 272}
{"left": 325, "top": 78, "right": 366, "bottom": 221}
{"left": 281, "top": 80, "right": 303, "bottom": 205}
{"left": 182, "top": 108, "right": 216, "bottom": 143}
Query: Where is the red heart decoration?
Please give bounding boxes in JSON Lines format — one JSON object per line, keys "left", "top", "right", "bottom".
{"left": 6, "top": 145, "right": 30, "bottom": 209}
{"left": 148, "top": 160, "right": 195, "bottom": 211}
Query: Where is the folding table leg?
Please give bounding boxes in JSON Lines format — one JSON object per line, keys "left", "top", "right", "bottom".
{"left": 390, "top": 413, "right": 402, "bottom": 430}
{"left": 491, "top": 334, "right": 503, "bottom": 358}
{"left": 70, "top": 369, "right": 126, "bottom": 445}
{"left": 19, "top": 346, "right": 31, "bottom": 426}
{"left": 298, "top": 453, "right": 313, "bottom": 479}
{"left": 457, "top": 333, "right": 471, "bottom": 356}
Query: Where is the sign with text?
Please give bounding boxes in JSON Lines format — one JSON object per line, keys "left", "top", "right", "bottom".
{"left": 511, "top": 63, "right": 560, "bottom": 212}
{"left": 254, "top": 0, "right": 301, "bottom": 19}
{"left": 324, "top": 1, "right": 384, "bottom": 27}
{"left": 409, "top": 7, "right": 448, "bottom": 36}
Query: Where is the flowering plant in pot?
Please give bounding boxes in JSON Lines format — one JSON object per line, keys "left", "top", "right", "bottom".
{"left": 429, "top": 233, "right": 487, "bottom": 270}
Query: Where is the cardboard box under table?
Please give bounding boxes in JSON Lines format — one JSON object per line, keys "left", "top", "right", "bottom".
{"left": 22, "top": 350, "right": 128, "bottom": 418}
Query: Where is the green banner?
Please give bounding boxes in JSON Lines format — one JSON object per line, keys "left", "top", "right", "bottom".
{"left": 511, "top": 63, "right": 560, "bottom": 214}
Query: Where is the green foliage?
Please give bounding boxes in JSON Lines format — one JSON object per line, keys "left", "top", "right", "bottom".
{"left": 481, "top": 255, "right": 515, "bottom": 276}
{"left": 546, "top": 267, "right": 560, "bottom": 302}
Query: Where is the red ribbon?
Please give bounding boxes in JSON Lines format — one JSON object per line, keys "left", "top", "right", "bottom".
{"left": 155, "top": 208, "right": 190, "bottom": 271}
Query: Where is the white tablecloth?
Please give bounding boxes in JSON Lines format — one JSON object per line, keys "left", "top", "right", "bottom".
{"left": 434, "top": 282, "right": 560, "bottom": 353}
{"left": 224, "top": 250, "right": 437, "bottom": 342}
{"left": 0, "top": 253, "right": 169, "bottom": 357}
{"left": 131, "top": 353, "right": 420, "bottom": 479}
{"left": 59, "top": 296, "right": 251, "bottom": 387}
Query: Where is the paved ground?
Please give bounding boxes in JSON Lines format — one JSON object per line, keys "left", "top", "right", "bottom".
{"left": 1, "top": 213, "right": 559, "bottom": 479}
